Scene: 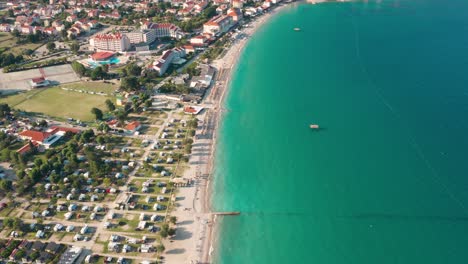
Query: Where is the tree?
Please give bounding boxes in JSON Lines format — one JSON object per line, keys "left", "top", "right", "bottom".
{"left": 103, "top": 178, "right": 111, "bottom": 187}
{"left": 60, "top": 29, "right": 67, "bottom": 39}
{"left": 169, "top": 216, "right": 177, "bottom": 224}
{"left": 116, "top": 110, "right": 127, "bottom": 125}
{"left": 0, "top": 103, "right": 10, "bottom": 117}
{"left": 71, "top": 61, "right": 87, "bottom": 77}
{"left": 105, "top": 99, "right": 115, "bottom": 111}
{"left": 159, "top": 229, "right": 168, "bottom": 238}
{"left": 0, "top": 180, "right": 12, "bottom": 191}
{"left": 39, "top": 119, "right": 48, "bottom": 127}
{"left": 120, "top": 68, "right": 128, "bottom": 78}
{"left": 131, "top": 97, "right": 139, "bottom": 112}
{"left": 11, "top": 29, "right": 20, "bottom": 38}
{"left": 35, "top": 184, "right": 45, "bottom": 197}
{"left": 120, "top": 77, "right": 139, "bottom": 91}
{"left": 96, "top": 136, "right": 105, "bottom": 145}
{"left": 22, "top": 49, "right": 34, "bottom": 56}
{"left": 11, "top": 217, "right": 22, "bottom": 229}
{"left": 3, "top": 217, "right": 13, "bottom": 228}
{"left": 203, "top": 5, "right": 217, "bottom": 19}
{"left": 15, "top": 249, "right": 25, "bottom": 260}
{"left": 144, "top": 99, "right": 152, "bottom": 108}
{"left": 46, "top": 42, "right": 56, "bottom": 52}
{"left": 167, "top": 228, "right": 176, "bottom": 236}
{"left": 70, "top": 42, "right": 80, "bottom": 54}
{"left": 187, "top": 119, "right": 198, "bottom": 128}
{"left": 91, "top": 107, "right": 103, "bottom": 120}
{"left": 98, "top": 123, "right": 110, "bottom": 133}
{"left": 126, "top": 63, "right": 142, "bottom": 76}
{"left": 156, "top": 244, "right": 165, "bottom": 253}
{"left": 30, "top": 251, "right": 40, "bottom": 261}
{"left": 34, "top": 158, "right": 43, "bottom": 167}
{"left": 80, "top": 129, "right": 95, "bottom": 143}
{"left": 184, "top": 144, "right": 192, "bottom": 154}
{"left": 90, "top": 66, "right": 106, "bottom": 80}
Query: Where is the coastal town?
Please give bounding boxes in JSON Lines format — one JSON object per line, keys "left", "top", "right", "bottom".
{"left": 0, "top": 0, "right": 295, "bottom": 263}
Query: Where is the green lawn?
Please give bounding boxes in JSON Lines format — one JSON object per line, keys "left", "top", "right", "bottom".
{"left": 0, "top": 87, "right": 112, "bottom": 121}
{"left": 0, "top": 33, "right": 16, "bottom": 53}
{"left": 61, "top": 81, "right": 119, "bottom": 94}
{"left": 0, "top": 32, "right": 42, "bottom": 56}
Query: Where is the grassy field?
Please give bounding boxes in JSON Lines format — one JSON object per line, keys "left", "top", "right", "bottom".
{"left": 0, "top": 33, "right": 16, "bottom": 52}
{"left": 0, "top": 32, "right": 43, "bottom": 56}
{"left": 0, "top": 87, "right": 112, "bottom": 121}
{"left": 61, "top": 81, "right": 119, "bottom": 94}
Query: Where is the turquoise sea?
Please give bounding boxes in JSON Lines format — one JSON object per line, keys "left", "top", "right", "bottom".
{"left": 212, "top": 0, "right": 468, "bottom": 263}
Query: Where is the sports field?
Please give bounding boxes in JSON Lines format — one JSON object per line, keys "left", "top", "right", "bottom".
{"left": 0, "top": 87, "right": 112, "bottom": 121}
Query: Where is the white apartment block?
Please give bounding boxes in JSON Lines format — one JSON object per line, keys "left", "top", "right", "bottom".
{"left": 203, "top": 15, "right": 233, "bottom": 35}
{"left": 90, "top": 33, "right": 131, "bottom": 52}
{"left": 141, "top": 22, "right": 184, "bottom": 39}
{"left": 125, "top": 29, "right": 157, "bottom": 44}
{"left": 150, "top": 47, "right": 186, "bottom": 76}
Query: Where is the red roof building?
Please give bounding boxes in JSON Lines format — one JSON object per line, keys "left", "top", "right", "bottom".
{"left": 91, "top": 51, "right": 115, "bottom": 61}
{"left": 30, "top": 77, "right": 50, "bottom": 88}
{"left": 183, "top": 45, "right": 195, "bottom": 53}
{"left": 184, "top": 106, "right": 203, "bottom": 115}
{"left": 18, "top": 130, "right": 52, "bottom": 143}
{"left": 124, "top": 121, "right": 141, "bottom": 132}
{"left": 49, "top": 126, "right": 80, "bottom": 134}
{"left": 106, "top": 119, "right": 119, "bottom": 127}
{"left": 16, "top": 141, "right": 40, "bottom": 155}
{"left": 31, "top": 77, "right": 45, "bottom": 84}
{"left": 18, "top": 126, "right": 79, "bottom": 149}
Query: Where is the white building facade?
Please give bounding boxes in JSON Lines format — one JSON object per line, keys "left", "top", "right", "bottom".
{"left": 90, "top": 33, "right": 131, "bottom": 52}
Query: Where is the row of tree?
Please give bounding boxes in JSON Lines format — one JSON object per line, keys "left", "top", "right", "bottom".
{"left": 3, "top": 57, "right": 67, "bottom": 73}
{"left": 71, "top": 61, "right": 108, "bottom": 80}
{"left": 0, "top": 52, "right": 24, "bottom": 68}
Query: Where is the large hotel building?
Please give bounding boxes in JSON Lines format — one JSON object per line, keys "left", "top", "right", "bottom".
{"left": 89, "top": 33, "right": 131, "bottom": 52}
{"left": 140, "top": 22, "right": 184, "bottom": 40}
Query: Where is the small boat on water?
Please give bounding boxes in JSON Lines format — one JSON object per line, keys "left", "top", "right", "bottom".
{"left": 294, "top": 27, "right": 301, "bottom": 31}
{"left": 310, "top": 124, "right": 319, "bottom": 129}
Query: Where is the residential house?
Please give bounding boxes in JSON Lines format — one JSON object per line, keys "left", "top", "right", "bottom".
{"left": 87, "top": 9, "right": 99, "bottom": 18}
{"left": 190, "top": 35, "right": 208, "bottom": 46}
{"left": 66, "top": 15, "right": 77, "bottom": 23}
{"left": 45, "top": 242, "right": 61, "bottom": 253}
{"left": 36, "top": 252, "right": 54, "bottom": 264}
{"left": 52, "top": 20, "right": 65, "bottom": 31}
{"left": 227, "top": 8, "right": 243, "bottom": 23}
{"left": 0, "top": 24, "right": 11, "bottom": 32}
{"left": 232, "top": 0, "right": 244, "bottom": 8}
{"left": 20, "top": 25, "right": 33, "bottom": 34}
{"left": 32, "top": 241, "right": 45, "bottom": 251}
{"left": 43, "top": 27, "right": 57, "bottom": 35}
{"left": 124, "top": 121, "right": 141, "bottom": 134}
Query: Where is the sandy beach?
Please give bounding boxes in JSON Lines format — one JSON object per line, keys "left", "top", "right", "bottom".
{"left": 163, "top": 4, "right": 292, "bottom": 263}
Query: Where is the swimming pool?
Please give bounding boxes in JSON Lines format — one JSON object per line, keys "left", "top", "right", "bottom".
{"left": 88, "top": 57, "right": 120, "bottom": 68}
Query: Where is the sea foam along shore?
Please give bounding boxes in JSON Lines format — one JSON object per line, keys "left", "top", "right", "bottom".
{"left": 162, "top": 3, "right": 294, "bottom": 264}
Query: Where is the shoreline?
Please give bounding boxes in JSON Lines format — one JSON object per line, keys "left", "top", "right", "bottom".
{"left": 203, "top": 3, "right": 295, "bottom": 263}
{"left": 162, "top": 3, "right": 295, "bottom": 263}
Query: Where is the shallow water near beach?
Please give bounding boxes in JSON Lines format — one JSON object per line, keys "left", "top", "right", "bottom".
{"left": 212, "top": 0, "right": 468, "bottom": 263}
